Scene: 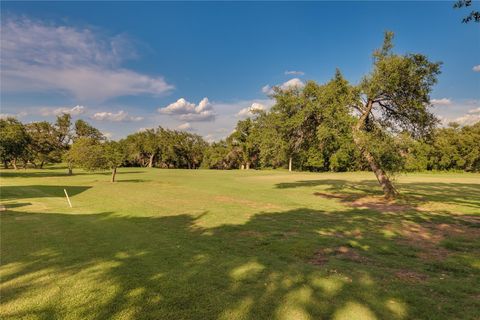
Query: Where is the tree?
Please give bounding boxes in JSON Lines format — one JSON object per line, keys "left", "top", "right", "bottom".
{"left": 454, "top": 0, "right": 480, "bottom": 23}
{"left": 228, "top": 118, "right": 259, "bottom": 169}
{"left": 352, "top": 32, "right": 441, "bottom": 198}
{"left": 0, "top": 118, "right": 30, "bottom": 169}
{"left": 64, "top": 138, "right": 126, "bottom": 182}
{"left": 64, "top": 137, "right": 104, "bottom": 172}
{"left": 102, "top": 141, "right": 127, "bottom": 182}
{"left": 202, "top": 141, "right": 231, "bottom": 169}
{"left": 270, "top": 87, "right": 306, "bottom": 171}
{"left": 74, "top": 119, "right": 104, "bottom": 141}
{"left": 55, "top": 113, "right": 73, "bottom": 150}
{"left": 25, "top": 121, "right": 59, "bottom": 168}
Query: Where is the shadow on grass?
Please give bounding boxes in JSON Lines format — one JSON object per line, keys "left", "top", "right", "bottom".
{"left": 0, "top": 185, "right": 91, "bottom": 200}
{"left": 275, "top": 179, "right": 480, "bottom": 209}
{"left": 1, "top": 205, "right": 479, "bottom": 319}
{"left": 0, "top": 169, "right": 144, "bottom": 179}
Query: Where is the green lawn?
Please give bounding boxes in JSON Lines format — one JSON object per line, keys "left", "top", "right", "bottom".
{"left": 1, "top": 167, "right": 479, "bottom": 320}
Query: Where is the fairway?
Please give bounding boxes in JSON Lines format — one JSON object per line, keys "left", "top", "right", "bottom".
{"left": 1, "top": 168, "right": 479, "bottom": 319}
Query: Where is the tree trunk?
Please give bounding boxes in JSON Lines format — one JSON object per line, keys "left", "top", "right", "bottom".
{"left": 3, "top": 160, "right": 8, "bottom": 169}
{"left": 40, "top": 161, "right": 44, "bottom": 169}
{"left": 353, "top": 100, "right": 398, "bottom": 199}
{"left": 148, "top": 154, "right": 155, "bottom": 168}
{"left": 111, "top": 167, "right": 117, "bottom": 182}
{"left": 246, "top": 162, "right": 250, "bottom": 170}
{"left": 12, "top": 158, "right": 18, "bottom": 170}
{"left": 240, "top": 164, "right": 245, "bottom": 170}
{"left": 288, "top": 156, "right": 293, "bottom": 172}
{"left": 68, "top": 167, "right": 73, "bottom": 175}
{"left": 361, "top": 146, "right": 398, "bottom": 199}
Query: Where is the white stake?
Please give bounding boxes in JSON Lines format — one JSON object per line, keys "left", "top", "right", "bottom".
{"left": 64, "top": 189, "right": 72, "bottom": 208}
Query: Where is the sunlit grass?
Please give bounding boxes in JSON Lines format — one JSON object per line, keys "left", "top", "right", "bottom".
{"left": 1, "top": 167, "right": 479, "bottom": 319}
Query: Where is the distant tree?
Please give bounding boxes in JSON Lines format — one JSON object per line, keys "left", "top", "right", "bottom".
{"left": 143, "top": 129, "right": 161, "bottom": 168}
{"left": 202, "top": 141, "right": 230, "bottom": 169}
{"left": 25, "top": 121, "right": 59, "bottom": 168}
{"left": 228, "top": 118, "right": 259, "bottom": 169}
{"left": 74, "top": 119, "right": 104, "bottom": 141}
{"left": 55, "top": 113, "right": 73, "bottom": 150}
{"left": 64, "top": 138, "right": 126, "bottom": 182}
{"left": 270, "top": 87, "right": 306, "bottom": 171}
{"left": 102, "top": 140, "right": 127, "bottom": 182}
{"left": 250, "top": 111, "right": 287, "bottom": 169}
{"left": 0, "top": 118, "right": 30, "bottom": 169}
{"left": 64, "top": 137, "right": 104, "bottom": 172}
{"left": 454, "top": 0, "right": 480, "bottom": 23}
{"left": 351, "top": 32, "right": 441, "bottom": 198}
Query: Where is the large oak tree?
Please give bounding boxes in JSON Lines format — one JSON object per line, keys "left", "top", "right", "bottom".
{"left": 352, "top": 32, "right": 441, "bottom": 198}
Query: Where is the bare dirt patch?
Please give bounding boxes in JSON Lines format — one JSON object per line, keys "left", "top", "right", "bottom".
{"left": 390, "top": 220, "right": 480, "bottom": 260}
{"left": 309, "top": 246, "right": 367, "bottom": 266}
{"left": 395, "top": 270, "right": 428, "bottom": 283}
{"left": 456, "top": 215, "right": 480, "bottom": 225}
{"left": 313, "top": 192, "right": 411, "bottom": 212}
{"left": 237, "top": 231, "right": 264, "bottom": 238}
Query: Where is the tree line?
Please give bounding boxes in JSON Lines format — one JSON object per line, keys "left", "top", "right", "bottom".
{"left": 0, "top": 115, "right": 207, "bottom": 182}
{"left": 1, "top": 32, "right": 479, "bottom": 196}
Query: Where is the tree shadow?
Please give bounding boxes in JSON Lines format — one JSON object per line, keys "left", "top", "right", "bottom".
{"left": 0, "top": 170, "right": 144, "bottom": 179}
{"left": 0, "top": 185, "right": 91, "bottom": 201}
{"left": 1, "top": 206, "right": 478, "bottom": 319}
{"left": 275, "top": 179, "right": 480, "bottom": 209}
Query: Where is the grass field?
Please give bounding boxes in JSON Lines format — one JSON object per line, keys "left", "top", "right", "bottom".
{"left": 1, "top": 167, "right": 479, "bottom": 320}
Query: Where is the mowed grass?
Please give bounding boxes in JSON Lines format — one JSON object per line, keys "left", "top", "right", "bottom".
{"left": 1, "top": 167, "right": 479, "bottom": 320}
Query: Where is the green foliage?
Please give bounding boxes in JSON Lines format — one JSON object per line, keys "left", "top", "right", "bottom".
{"left": 74, "top": 119, "right": 104, "bottom": 141}
{"left": 0, "top": 118, "right": 30, "bottom": 168}
{"left": 453, "top": 0, "right": 480, "bottom": 23}
{"left": 64, "top": 137, "right": 105, "bottom": 171}
{"left": 25, "top": 121, "right": 61, "bottom": 166}
{"left": 123, "top": 127, "right": 208, "bottom": 169}
{"left": 359, "top": 32, "right": 441, "bottom": 138}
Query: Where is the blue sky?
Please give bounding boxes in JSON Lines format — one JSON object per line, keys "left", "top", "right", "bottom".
{"left": 1, "top": 1, "right": 479, "bottom": 140}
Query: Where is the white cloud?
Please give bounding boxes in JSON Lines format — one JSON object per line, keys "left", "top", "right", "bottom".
{"left": 468, "top": 107, "right": 480, "bottom": 114}
{"left": 204, "top": 134, "right": 216, "bottom": 143}
{"left": 285, "top": 70, "right": 305, "bottom": 76}
{"left": 261, "top": 85, "right": 274, "bottom": 95}
{"left": 473, "top": 65, "right": 480, "bottom": 72}
{"left": 92, "top": 110, "right": 143, "bottom": 122}
{"left": 262, "top": 78, "right": 305, "bottom": 95}
{"left": 452, "top": 113, "right": 480, "bottom": 125}
{"left": 431, "top": 98, "right": 452, "bottom": 106}
{"left": 177, "top": 122, "right": 194, "bottom": 131}
{"left": 1, "top": 17, "right": 173, "bottom": 101}
{"left": 158, "top": 97, "right": 216, "bottom": 122}
{"left": 236, "top": 102, "right": 266, "bottom": 117}
{"left": 0, "top": 111, "right": 28, "bottom": 119}
{"left": 39, "top": 105, "right": 86, "bottom": 116}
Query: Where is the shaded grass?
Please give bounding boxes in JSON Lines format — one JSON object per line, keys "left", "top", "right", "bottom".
{"left": 1, "top": 167, "right": 479, "bottom": 319}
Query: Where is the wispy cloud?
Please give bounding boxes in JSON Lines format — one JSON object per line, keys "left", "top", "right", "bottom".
{"left": 284, "top": 70, "right": 305, "bottom": 76}
{"left": 40, "top": 105, "right": 86, "bottom": 116}
{"left": 0, "top": 111, "right": 28, "bottom": 119}
{"left": 158, "top": 97, "right": 216, "bottom": 122}
{"left": 473, "top": 65, "right": 480, "bottom": 72}
{"left": 1, "top": 17, "right": 174, "bottom": 102}
{"left": 92, "top": 110, "right": 143, "bottom": 122}
{"left": 431, "top": 98, "right": 452, "bottom": 106}
{"left": 436, "top": 99, "right": 480, "bottom": 126}
{"left": 177, "top": 122, "right": 194, "bottom": 131}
